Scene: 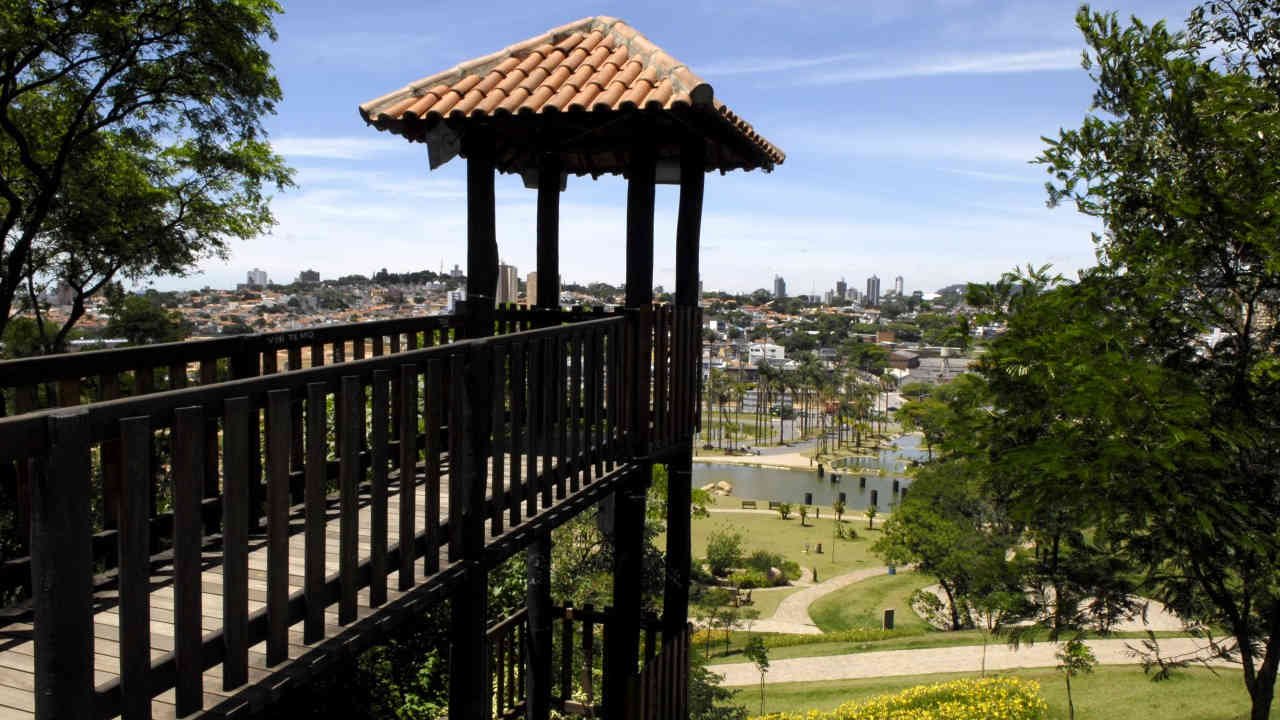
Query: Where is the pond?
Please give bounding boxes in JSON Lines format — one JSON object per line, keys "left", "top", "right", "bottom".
{"left": 691, "top": 434, "right": 927, "bottom": 511}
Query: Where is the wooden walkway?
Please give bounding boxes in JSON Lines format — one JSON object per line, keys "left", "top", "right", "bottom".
{"left": 0, "top": 451, "right": 591, "bottom": 720}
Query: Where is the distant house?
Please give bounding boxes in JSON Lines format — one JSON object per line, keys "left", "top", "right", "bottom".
{"left": 889, "top": 349, "right": 920, "bottom": 370}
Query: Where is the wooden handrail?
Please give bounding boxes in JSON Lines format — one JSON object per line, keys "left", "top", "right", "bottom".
{"left": 2, "top": 302, "right": 704, "bottom": 720}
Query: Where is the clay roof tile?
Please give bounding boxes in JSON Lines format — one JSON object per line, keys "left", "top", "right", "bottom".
{"left": 360, "top": 16, "right": 783, "bottom": 171}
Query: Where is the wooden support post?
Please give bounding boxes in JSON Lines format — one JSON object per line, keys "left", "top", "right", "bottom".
{"left": 465, "top": 125, "right": 498, "bottom": 338}
{"left": 626, "top": 140, "right": 657, "bottom": 310}
{"left": 663, "top": 449, "right": 693, "bottom": 641}
{"left": 675, "top": 137, "right": 704, "bottom": 309}
{"left": 118, "top": 417, "right": 152, "bottom": 720}
{"left": 31, "top": 411, "right": 93, "bottom": 720}
{"left": 606, "top": 468, "right": 649, "bottom": 716}
{"left": 449, "top": 343, "right": 490, "bottom": 719}
{"left": 525, "top": 531, "right": 552, "bottom": 720}
{"left": 536, "top": 152, "right": 561, "bottom": 310}
{"left": 173, "top": 406, "right": 205, "bottom": 715}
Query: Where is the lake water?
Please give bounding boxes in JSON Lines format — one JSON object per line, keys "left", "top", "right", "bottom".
{"left": 691, "top": 434, "right": 926, "bottom": 511}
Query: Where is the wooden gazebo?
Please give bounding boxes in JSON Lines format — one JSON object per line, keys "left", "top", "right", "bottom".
{"left": 360, "top": 16, "right": 782, "bottom": 718}
{"left": 0, "top": 16, "right": 780, "bottom": 720}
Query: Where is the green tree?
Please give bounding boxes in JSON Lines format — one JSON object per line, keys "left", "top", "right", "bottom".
{"left": 705, "top": 526, "right": 743, "bottom": 577}
{"left": 103, "top": 285, "right": 189, "bottom": 346}
{"left": 1022, "top": 4, "right": 1280, "bottom": 717}
{"left": 1056, "top": 636, "right": 1097, "bottom": 720}
{"left": 743, "top": 635, "right": 770, "bottom": 716}
{"left": 0, "top": 1, "right": 293, "bottom": 347}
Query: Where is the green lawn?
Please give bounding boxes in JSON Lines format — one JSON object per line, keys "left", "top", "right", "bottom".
{"left": 730, "top": 666, "right": 1280, "bottom": 719}
{"left": 808, "top": 571, "right": 933, "bottom": 633}
{"left": 677, "top": 506, "right": 888, "bottom": 583}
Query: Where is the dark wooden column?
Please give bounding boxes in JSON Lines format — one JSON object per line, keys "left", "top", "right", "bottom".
{"left": 525, "top": 530, "right": 553, "bottom": 720}
{"left": 665, "top": 137, "right": 704, "bottom": 644}
{"left": 535, "top": 153, "right": 561, "bottom": 311}
{"left": 464, "top": 125, "right": 499, "bottom": 338}
{"left": 450, "top": 126, "right": 496, "bottom": 719}
{"left": 607, "top": 139, "right": 657, "bottom": 716}
{"left": 528, "top": 149, "right": 560, "bottom": 720}
{"left": 674, "top": 137, "right": 704, "bottom": 309}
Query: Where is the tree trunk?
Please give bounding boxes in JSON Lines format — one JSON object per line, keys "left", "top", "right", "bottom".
{"left": 1065, "top": 672, "right": 1075, "bottom": 720}
{"left": 1248, "top": 634, "right": 1280, "bottom": 720}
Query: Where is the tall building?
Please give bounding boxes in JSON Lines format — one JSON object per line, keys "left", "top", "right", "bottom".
{"left": 773, "top": 275, "right": 787, "bottom": 298}
{"left": 496, "top": 263, "right": 519, "bottom": 305}
{"left": 246, "top": 268, "right": 268, "bottom": 288}
{"left": 865, "top": 274, "right": 881, "bottom": 307}
{"left": 297, "top": 269, "right": 320, "bottom": 284}
{"left": 894, "top": 275, "right": 904, "bottom": 296}
{"left": 526, "top": 271, "right": 539, "bottom": 306}
{"left": 835, "top": 278, "right": 847, "bottom": 300}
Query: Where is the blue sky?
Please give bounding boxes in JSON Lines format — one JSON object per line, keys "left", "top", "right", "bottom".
{"left": 170, "top": 0, "right": 1193, "bottom": 295}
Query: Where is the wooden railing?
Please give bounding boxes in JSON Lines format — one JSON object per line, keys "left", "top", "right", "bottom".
{"left": 624, "top": 623, "right": 691, "bottom": 720}
{"left": 487, "top": 604, "right": 678, "bottom": 720}
{"left": 0, "top": 303, "right": 702, "bottom": 719}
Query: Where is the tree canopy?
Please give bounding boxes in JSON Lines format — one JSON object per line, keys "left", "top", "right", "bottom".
{"left": 0, "top": 1, "right": 293, "bottom": 351}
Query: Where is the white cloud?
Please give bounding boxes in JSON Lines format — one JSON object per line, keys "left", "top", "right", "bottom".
{"left": 272, "top": 136, "right": 405, "bottom": 160}
{"left": 697, "top": 51, "right": 866, "bottom": 76}
{"left": 803, "top": 48, "right": 1082, "bottom": 83}
{"left": 785, "top": 126, "right": 1050, "bottom": 166}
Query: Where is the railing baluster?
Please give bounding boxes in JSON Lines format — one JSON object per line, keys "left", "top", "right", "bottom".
{"left": 398, "top": 364, "right": 418, "bottom": 588}
{"left": 424, "top": 359, "right": 443, "bottom": 575}
{"left": 267, "top": 389, "right": 292, "bottom": 663}
{"left": 339, "top": 376, "right": 361, "bottom": 624}
{"left": 173, "top": 405, "right": 205, "bottom": 715}
{"left": 570, "top": 330, "right": 583, "bottom": 491}
{"left": 490, "top": 343, "right": 506, "bottom": 536}
{"left": 556, "top": 337, "right": 569, "bottom": 497}
{"left": 448, "top": 354, "right": 464, "bottom": 562}
{"left": 559, "top": 605, "right": 574, "bottom": 705}
{"left": 118, "top": 416, "right": 152, "bottom": 720}
{"left": 508, "top": 341, "right": 524, "bottom": 528}
{"left": 526, "top": 339, "right": 542, "bottom": 514}
{"left": 543, "top": 340, "right": 558, "bottom": 502}
{"left": 222, "top": 396, "right": 251, "bottom": 688}
{"left": 370, "top": 369, "right": 390, "bottom": 607}
{"left": 304, "top": 382, "right": 327, "bottom": 643}
{"left": 32, "top": 410, "right": 93, "bottom": 720}
{"left": 582, "top": 602, "right": 596, "bottom": 712}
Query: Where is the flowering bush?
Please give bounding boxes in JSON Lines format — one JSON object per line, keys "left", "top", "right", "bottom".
{"left": 755, "top": 676, "right": 1048, "bottom": 720}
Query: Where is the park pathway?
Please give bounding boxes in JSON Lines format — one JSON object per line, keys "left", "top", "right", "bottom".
{"left": 730, "top": 566, "right": 893, "bottom": 635}
{"left": 713, "top": 637, "right": 1230, "bottom": 685}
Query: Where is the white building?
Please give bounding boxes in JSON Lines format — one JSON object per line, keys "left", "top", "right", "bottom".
{"left": 748, "top": 342, "right": 785, "bottom": 363}
{"left": 246, "top": 268, "right": 269, "bottom": 287}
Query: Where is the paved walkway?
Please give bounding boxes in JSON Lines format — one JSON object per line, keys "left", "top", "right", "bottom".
{"left": 713, "top": 637, "right": 1232, "bottom": 686}
{"left": 725, "top": 567, "right": 893, "bottom": 635}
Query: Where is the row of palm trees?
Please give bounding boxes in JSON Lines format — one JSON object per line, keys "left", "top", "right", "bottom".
{"left": 700, "top": 354, "right": 897, "bottom": 454}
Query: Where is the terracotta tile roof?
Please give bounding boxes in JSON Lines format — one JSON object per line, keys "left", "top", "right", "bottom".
{"left": 359, "top": 16, "right": 783, "bottom": 173}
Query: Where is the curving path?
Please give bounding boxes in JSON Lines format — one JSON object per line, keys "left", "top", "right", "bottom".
{"left": 713, "top": 637, "right": 1234, "bottom": 686}
{"left": 731, "top": 567, "right": 894, "bottom": 635}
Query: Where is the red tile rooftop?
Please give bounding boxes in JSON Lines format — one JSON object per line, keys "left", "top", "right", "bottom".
{"left": 359, "top": 16, "right": 783, "bottom": 175}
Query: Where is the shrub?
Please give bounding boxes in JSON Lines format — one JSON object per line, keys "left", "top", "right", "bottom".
{"left": 776, "top": 502, "right": 793, "bottom": 520}
{"left": 729, "top": 569, "right": 770, "bottom": 589}
{"left": 743, "top": 550, "right": 801, "bottom": 583}
{"left": 706, "top": 527, "right": 744, "bottom": 576}
{"left": 755, "top": 677, "right": 1048, "bottom": 720}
